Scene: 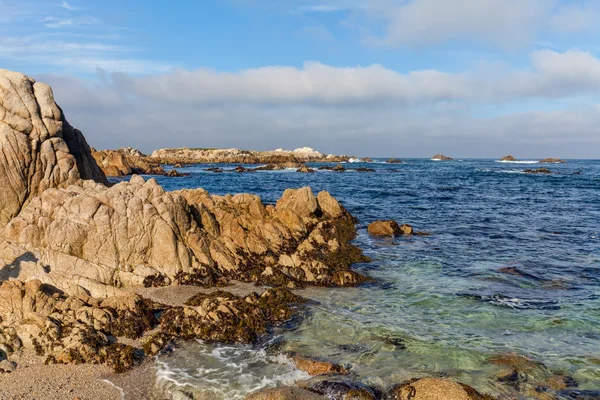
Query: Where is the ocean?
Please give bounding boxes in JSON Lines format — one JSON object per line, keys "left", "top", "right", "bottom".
{"left": 123, "top": 158, "right": 599, "bottom": 399}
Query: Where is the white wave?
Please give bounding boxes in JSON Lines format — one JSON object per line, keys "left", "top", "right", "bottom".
{"left": 348, "top": 158, "right": 361, "bottom": 163}
{"left": 155, "top": 342, "right": 310, "bottom": 400}
{"left": 430, "top": 159, "right": 442, "bottom": 161}
{"left": 495, "top": 160, "right": 538, "bottom": 164}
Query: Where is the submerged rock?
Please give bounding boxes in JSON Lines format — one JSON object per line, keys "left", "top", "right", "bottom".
{"left": 354, "top": 168, "right": 376, "bottom": 172}
{"left": 523, "top": 168, "right": 552, "bottom": 174}
{"left": 385, "top": 378, "right": 494, "bottom": 400}
{"left": 307, "top": 376, "right": 380, "bottom": 400}
{"left": 291, "top": 355, "right": 347, "bottom": 376}
{"left": 246, "top": 387, "right": 327, "bottom": 400}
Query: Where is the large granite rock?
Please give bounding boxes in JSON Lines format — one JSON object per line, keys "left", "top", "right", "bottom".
{"left": 0, "top": 177, "right": 367, "bottom": 298}
{"left": 0, "top": 69, "right": 107, "bottom": 228}
{"left": 92, "top": 148, "right": 165, "bottom": 176}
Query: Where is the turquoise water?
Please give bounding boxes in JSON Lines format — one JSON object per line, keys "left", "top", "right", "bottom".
{"left": 138, "top": 159, "right": 599, "bottom": 399}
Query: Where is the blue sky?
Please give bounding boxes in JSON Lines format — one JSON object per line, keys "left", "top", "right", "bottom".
{"left": 1, "top": 0, "right": 600, "bottom": 157}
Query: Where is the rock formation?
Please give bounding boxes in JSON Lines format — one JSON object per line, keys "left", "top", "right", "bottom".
{"left": 92, "top": 148, "right": 166, "bottom": 177}
{"left": 0, "top": 68, "right": 107, "bottom": 228}
{"left": 0, "top": 70, "right": 369, "bottom": 374}
{"left": 150, "top": 147, "right": 351, "bottom": 165}
{"left": 387, "top": 158, "right": 402, "bottom": 164}
{"left": 500, "top": 155, "right": 517, "bottom": 162}
{"left": 431, "top": 154, "right": 453, "bottom": 161}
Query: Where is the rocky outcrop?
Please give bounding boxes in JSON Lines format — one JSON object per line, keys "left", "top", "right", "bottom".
{"left": 538, "top": 158, "right": 566, "bottom": 164}
{"left": 0, "top": 177, "right": 368, "bottom": 297}
{"left": 150, "top": 147, "right": 351, "bottom": 165}
{"left": 431, "top": 154, "right": 453, "bottom": 161}
{"left": 387, "top": 158, "right": 402, "bottom": 164}
{"left": 0, "top": 278, "right": 305, "bottom": 373}
{"left": 361, "top": 157, "right": 373, "bottom": 162}
{"left": 92, "top": 149, "right": 165, "bottom": 177}
{"left": 500, "top": 155, "right": 517, "bottom": 162}
{"left": 386, "top": 378, "right": 494, "bottom": 400}
{"left": 0, "top": 70, "right": 370, "bottom": 376}
{"left": 0, "top": 69, "right": 107, "bottom": 228}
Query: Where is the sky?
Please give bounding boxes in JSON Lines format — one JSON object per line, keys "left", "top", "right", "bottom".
{"left": 1, "top": 0, "right": 600, "bottom": 158}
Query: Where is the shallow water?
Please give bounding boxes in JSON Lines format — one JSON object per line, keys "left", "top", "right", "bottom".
{"left": 139, "top": 159, "right": 599, "bottom": 399}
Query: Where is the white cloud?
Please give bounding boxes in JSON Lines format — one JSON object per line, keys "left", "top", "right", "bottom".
{"left": 59, "top": 0, "right": 79, "bottom": 11}
{"left": 102, "top": 50, "right": 600, "bottom": 105}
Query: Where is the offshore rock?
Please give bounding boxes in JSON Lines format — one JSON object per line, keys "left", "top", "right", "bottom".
{"left": 500, "top": 155, "right": 517, "bottom": 162}
{"left": 368, "top": 220, "right": 402, "bottom": 237}
{"left": 431, "top": 154, "right": 453, "bottom": 161}
{"left": 539, "top": 158, "right": 566, "bottom": 164}
{"left": 0, "top": 68, "right": 107, "bottom": 228}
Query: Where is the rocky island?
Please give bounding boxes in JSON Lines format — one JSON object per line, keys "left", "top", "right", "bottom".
{"left": 431, "top": 154, "right": 453, "bottom": 161}
{"left": 150, "top": 147, "right": 352, "bottom": 165}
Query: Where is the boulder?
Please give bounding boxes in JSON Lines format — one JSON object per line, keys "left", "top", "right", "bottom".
{"left": 386, "top": 378, "right": 493, "bottom": 400}
{"left": 291, "top": 355, "right": 346, "bottom": 376}
{"left": 368, "top": 221, "right": 401, "bottom": 236}
{"left": 500, "top": 155, "right": 517, "bottom": 162}
{"left": 361, "top": 157, "right": 373, "bottom": 162}
{"left": 431, "top": 154, "right": 453, "bottom": 161}
{"left": 0, "top": 69, "right": 107, "bottom": 228}
{"left": 400, "top": 224, "right": 414, "bottom": 235}
{"left": 387, "top": 158, "right": 402, "bottom": 164}
{"left": 246, "top": 387, "right": 327, "bottom": 400}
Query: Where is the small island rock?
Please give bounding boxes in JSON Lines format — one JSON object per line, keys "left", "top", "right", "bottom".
{"left": 431, "top": 154, "right": 453, "bottom": 161}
